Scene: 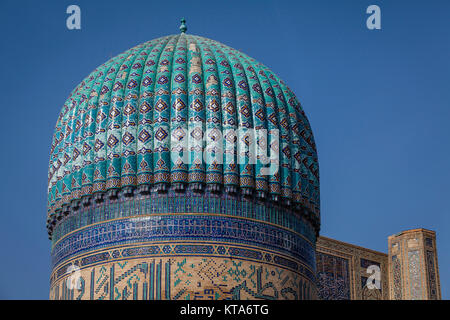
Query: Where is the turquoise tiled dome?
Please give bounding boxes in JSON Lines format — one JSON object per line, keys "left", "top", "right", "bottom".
{"left": 47, "top": 32, "right": 320, "bottom": 234}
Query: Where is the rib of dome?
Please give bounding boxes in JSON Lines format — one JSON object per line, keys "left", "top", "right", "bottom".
{"left": 46, "top": 34, "right": 320, "bottom": 235}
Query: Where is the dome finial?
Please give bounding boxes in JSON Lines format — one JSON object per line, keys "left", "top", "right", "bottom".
{"left": 179, "top": 18, "right": 187, "bottom": 34}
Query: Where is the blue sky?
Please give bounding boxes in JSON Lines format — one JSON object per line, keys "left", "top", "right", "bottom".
{"left": 0, "top": 0, "right": 448, "bottom": 299}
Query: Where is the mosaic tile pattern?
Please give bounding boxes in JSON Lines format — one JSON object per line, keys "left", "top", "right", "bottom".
{"left": 388, "top": 229, "right": 441, "bottom": 300}
{"left": 426, "top": 250, "right": 438, "bottom": 299}
{"left": 51, "top": 242, "right": 316, "bottom": 282}
{"left": 50, "top": 214, "right": 316, "bottom": 271}
{"left": 391, "top": 255, "right": 403, "bottom": 299}
{"left": 407, "top": 250, "right": 422, "bottom": 299}
{"left": 46, "top": 33, "right": 320, "bottom": 226}
{"left": 315, "top": 236, "right": 389, "bottom": 300}
{"left": 360, "top": 258, "right": 380, "bottom": 269}
{"left": 47, "top": 29, "right": 320, "bottom": 300}
{"left": 51, "top": 191, "right": 316, "bottom": 246}
{"left": 49, "top": 254, "right": 316, "bottom": 300}
{"left": 315, "top": 251, "right": 351, "bottom": 300}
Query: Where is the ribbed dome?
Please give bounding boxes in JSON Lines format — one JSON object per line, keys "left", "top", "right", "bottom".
{"left": 47, "top": 33, "right": 319, "bottom": 230}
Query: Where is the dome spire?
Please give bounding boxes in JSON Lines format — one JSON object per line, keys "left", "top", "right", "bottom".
{"left": 179, "top": 18, "right": 187, "bottom": 33}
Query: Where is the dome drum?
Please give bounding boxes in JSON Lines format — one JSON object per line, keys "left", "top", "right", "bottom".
{"left": 46, "top": 184, "right": 320, "bottom": 238}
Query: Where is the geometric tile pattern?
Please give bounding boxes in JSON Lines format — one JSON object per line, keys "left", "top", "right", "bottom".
{"left": 49, "top": 254, "right": 317, "bottom": 300}
{"left": 47, "top": 26, "right": 321, "bottom": 300}
{"left": 46, "top": 32, "right": 320, "bottom": 229}
{"left": 408, "top": 250, "right": 422, "bottom": 299}
{"left": 388, "top": 229, "right": 442, "bottom": 300}
{"left": 50, "top": 214, "right": 316, "bottom": 272}
{"left": 48, "top": 191, "right": 318, "bottom": 300}
{"left": 392, "top": 255, "right": 403, "bottom": 299}
{"left": 315, "top": 236, "right": 389, "bottom": 300}
{"left": 316, "top": 251, "right": 351, "bottom": 300}
{"left": 426, "top": 250, "right": 438, "bottom": 299}
{"left": 50, "top": 191, "right": 317, "bottom": 246}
